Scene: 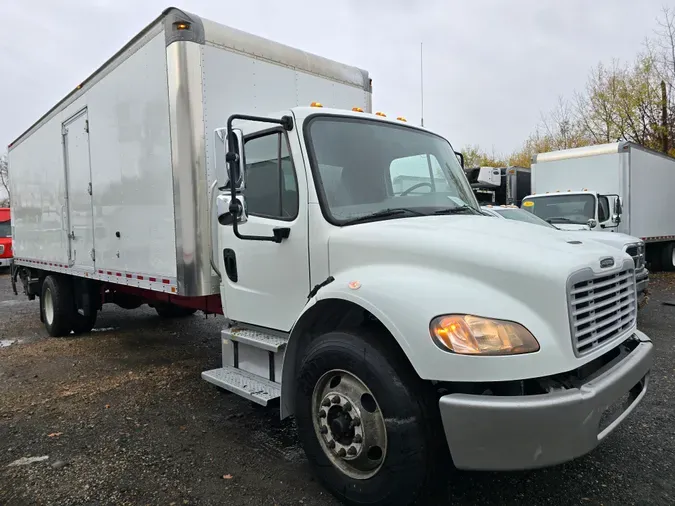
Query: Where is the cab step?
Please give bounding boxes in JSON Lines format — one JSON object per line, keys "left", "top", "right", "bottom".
{"left": 202, "top": 366, "right": 281, "bottom": 406}
{"left": 224, "top": 327, "right": 288, "bottom": 352}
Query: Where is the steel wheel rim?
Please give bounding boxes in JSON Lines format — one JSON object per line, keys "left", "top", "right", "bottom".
{"left": 311, "top": 369, "right": 387, "bottom": 480}
{"left": 44, "top": 288, "right": 54, "bottom": 326}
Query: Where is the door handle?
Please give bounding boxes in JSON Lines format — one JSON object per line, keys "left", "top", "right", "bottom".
{"left": 68, "top": 231, "right": 75, "bottom": 240}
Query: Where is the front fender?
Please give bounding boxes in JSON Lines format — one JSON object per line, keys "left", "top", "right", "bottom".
{"left": 281, "top": 263, "right": 580, "bottom": 401}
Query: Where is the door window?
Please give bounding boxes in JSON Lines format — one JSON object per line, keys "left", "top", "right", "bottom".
{"left": 244, "top": 131, "right": 298, "bottom": 220}
{"left": 598, "top": 195, "right": 610, "bottom": 222}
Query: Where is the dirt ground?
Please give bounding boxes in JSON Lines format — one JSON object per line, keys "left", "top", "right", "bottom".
{"left": 1, "top": 270, "right": 674, "bottom": 505}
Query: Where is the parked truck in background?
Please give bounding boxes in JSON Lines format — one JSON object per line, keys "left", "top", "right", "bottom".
{"left": 523, "top": 142, "right": 675, "bottom": 271}
{"left": 481, "top": 204, "right": 649, "bottom": 306}
{"left": 465, "top": 165, "right": 531, "bottom": 206}
{"left": 0, "top": 208, "right": 12, "bottom": 269}
{"left": 7, "top": 8, "right": 654, "bottom": 506}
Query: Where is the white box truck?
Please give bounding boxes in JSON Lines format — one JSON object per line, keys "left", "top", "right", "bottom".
{"left": 523, "top": 142, "right": 675, "bottom": 272}
{"left": 8, "top": 8, "right": 654, "bottom": 506}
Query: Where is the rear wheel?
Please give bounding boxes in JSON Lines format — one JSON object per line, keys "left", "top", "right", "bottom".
{"left": 154, "top": 303, "right": 197, "bottom": 318}
{"left": 661, "top": 242, "right": 675, "bottom": 271}
{"left": 41, "top": 275, "right": 75, "bottom": 337}
{"left": 72, "top": 310, "right": 97, "bottom": 334}
{"left": 295, "top": 328, "right": 444, "bottom": 506}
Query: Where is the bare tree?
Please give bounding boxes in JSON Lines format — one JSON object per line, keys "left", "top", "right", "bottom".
{"left": 0, "top": 154, "right": 9, "bottom": 207}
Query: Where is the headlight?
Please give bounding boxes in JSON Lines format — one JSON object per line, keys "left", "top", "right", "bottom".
{"left": 429, "top": 314, "right": 540, "bottom": 355}
{"left": 0, "top": 245, "right": 4, "bottom": 255}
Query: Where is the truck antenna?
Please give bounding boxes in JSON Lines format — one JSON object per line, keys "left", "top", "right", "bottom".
{"left": 420, "top": 42, "right": 424, "bottom": 127}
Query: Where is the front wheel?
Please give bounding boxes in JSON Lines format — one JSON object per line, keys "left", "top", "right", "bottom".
{"left": 295, "top": 328, "right": 444, "bottom": 506}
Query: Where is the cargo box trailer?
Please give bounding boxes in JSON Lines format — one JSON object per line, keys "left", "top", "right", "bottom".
{"left": 8, "top": 8, "right": 654, "bottom": 506}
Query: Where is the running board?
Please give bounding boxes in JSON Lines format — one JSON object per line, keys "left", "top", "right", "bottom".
{"left": 224, "top": 327, "right": 289, "bottom": 352}
{"left": 202, "top": 366, "right": 281, "bottom": 406}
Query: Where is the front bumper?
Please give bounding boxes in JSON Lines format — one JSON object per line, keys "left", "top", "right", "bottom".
{"left": 439, "top": 332, "right": 653, "bottom": 471}
{"left": 0, "top": 258, "right": 12, "bottom": 268}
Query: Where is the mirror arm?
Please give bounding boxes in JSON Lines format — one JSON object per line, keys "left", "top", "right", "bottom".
{"left": 225, "top": 113, "right": 294, "bottom": 243}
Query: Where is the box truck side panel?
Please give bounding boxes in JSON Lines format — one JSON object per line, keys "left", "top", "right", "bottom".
{"left": 201, "top": 43, "right": 371, "bottom": 186}
{"left": 9, "top": 115, "right": 71, "bottom": 266}
{"left": 628, "top": 147, "right": 675, "bottom": 240}
{"left": 533, "top": 153, "right": 623, "bottom": 195}
{"left": 87, "top": 31, "right": 176, "bottom": 279}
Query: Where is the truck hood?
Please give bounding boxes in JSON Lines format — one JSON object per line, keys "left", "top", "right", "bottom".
{"left": 327, "top": 215, "right": 626, "bottom": 284}
{"left": 561, "top": 230, "right": 639, "bottom": 251}
{"left": 324, "top": 215, "right": 635, "bottom": 382}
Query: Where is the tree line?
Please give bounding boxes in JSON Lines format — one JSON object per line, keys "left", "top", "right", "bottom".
{"left": 463, "top": 6, "right": 675, "bottom": 169}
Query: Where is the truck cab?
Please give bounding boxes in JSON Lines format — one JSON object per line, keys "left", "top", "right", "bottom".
{"left": 521, "top": 190, "right": 622, "bottom": 232}
{"left": 0, "top": 208, "right": 12, "bottom": 269}
{"left": 203, "top": 105, "right": 653, "bottom": 504}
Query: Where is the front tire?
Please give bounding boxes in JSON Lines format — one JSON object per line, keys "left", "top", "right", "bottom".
{"left": 662, "top": 242, "right": 675, "bottom": 271}
{"left": 295, "top": 328, "right": 444, "bottom": 506}
{"left": 41, "top": 275, "right": 75, "bottom": 337}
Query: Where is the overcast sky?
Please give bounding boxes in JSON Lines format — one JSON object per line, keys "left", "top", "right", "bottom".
{"left": 1, "top": 0, "right": 670, "bottom": 159}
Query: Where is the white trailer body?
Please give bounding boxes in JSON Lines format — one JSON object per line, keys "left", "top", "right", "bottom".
{"left": 8, "top": 8, "right": 371, "bottom": 297}
{"left": 528, "top": 142, "right": 675, "bottom": 269}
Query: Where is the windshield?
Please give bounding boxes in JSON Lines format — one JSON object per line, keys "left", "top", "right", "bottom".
{"left": 0, "top": 220, "right": 10, "bottom": 238}
{"left": 491, "top": 208, "right": 555, "bottom": 228}
{"left": 305, "top": 116, "right": 479, "bottom": 224}
{"left": 522, "top": 194, "right": 595, "bottom": 224}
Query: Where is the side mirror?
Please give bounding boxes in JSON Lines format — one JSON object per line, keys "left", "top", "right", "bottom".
{"left": 612, "top": 214, "right": 621, "bottom": 224}
{"left": 614, "top": 197, "right": 622, "bottom": 216}
{"left": 217, "top": 194, "right": 247, "bottom": 226}
{"left": 587, "top": 218, "right": 598, "bottom": 228}
{"left": 455, "top": 151, "right": 464, "bottom": 169}
{"left": 215, "top": 127, "right": 245, "bottom": 190}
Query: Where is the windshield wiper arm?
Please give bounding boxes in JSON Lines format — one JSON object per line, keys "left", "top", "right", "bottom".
{"left": 342, "top": 208, "right": 426, "bottom": 225}
{"left": 545, "top": 217, "right": 574, "bottom": 223}
{"left": 433, "top": 205, "right": 479, "bottom": 215}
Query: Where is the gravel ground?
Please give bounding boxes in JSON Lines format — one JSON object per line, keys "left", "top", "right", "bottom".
{"left": 0, "top": 269, "right": 674, "bottom": 505}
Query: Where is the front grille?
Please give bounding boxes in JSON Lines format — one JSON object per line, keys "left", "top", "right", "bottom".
{"left": 569, "top": 268, "right": 637, "bottom": 355}
{"left": 625, "top": 244, "right": 645, "bottom": 270}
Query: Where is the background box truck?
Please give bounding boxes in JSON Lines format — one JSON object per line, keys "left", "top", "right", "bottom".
{"left": 8, "top": 8, "right": 654, "bottom": 506}
{"left": 523, "top": 142, "right": 675, "bottom": 271}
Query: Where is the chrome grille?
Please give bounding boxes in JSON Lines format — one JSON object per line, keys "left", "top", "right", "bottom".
{"left": 569, "top": 268, "right": 636, "bottom": 355}
{"left": 625, "top": 243, "right": 645, "bottom": 270}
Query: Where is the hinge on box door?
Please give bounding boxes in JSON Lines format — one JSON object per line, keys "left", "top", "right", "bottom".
{"left": 61, "top": 125, "right": 67, "bottom": 136}
{"left": 84, "top": 120, "right": 89, "bottom": 133}
{"left": 87, "top": 182, "right": 92, "bottom": 195}
{"left": 90, "top": 249, "right": 95, "bottom": 261}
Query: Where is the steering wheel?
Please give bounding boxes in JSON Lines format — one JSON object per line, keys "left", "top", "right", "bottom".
{"left": 400, "top": 182, "right": 433, "bottom": 196}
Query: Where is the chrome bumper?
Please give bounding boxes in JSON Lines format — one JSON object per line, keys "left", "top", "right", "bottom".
{"left": 0, "top": 258, "right": 11, "bottom": 268}
{"left": 439, "top": 332, "right": 653, "bottom": 471}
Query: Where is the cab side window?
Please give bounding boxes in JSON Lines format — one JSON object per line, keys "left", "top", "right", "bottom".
{"left": 244, "top": 132, "right": 298, "bottom": 220}
{"left": 598, "top": 196, "right": 610, "bottom": 222}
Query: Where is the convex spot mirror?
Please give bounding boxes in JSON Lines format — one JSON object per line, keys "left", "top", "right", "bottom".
{"left": 214, "top": 127, "right": 245, "bottom": 190}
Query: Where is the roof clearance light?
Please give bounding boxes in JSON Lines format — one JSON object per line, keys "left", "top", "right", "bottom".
{"left": 396, "top": 116, "right": 407, "bottom": 122}
{"left": 352, "top": 107, "right": 364, "bottom": 112}
{"left": 375, "top": 112, "right": 386, "bottom": 117}
{"left": 175, "top": 22, "right": 190, "bottom": 30}
{"left": 310, "top": 102, "right": 323, "bottom": 108}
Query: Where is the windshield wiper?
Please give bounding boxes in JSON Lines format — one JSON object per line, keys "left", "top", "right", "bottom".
{"left": 342, "top": 208, "right": 426, "bottom": 225}
{"left": 433, "top": 205, "right": 479, "bottom": 215}
{"left": 545, "top": 217, "right": 574, "bottom": 223}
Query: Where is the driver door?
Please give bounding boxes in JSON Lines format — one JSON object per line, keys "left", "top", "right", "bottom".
{"left": 218, "top": 128, "right": 310, "bottom": 332}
